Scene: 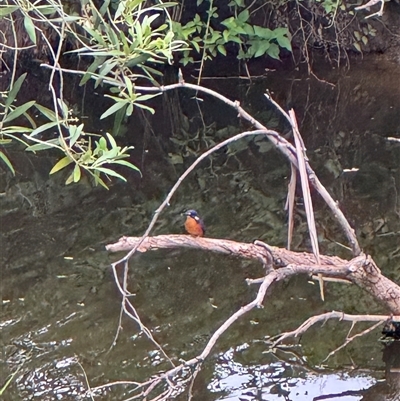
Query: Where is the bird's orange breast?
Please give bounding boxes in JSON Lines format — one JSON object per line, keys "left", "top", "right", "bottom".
{"left": 185, "top": 216, "right": 204, "bottom": 236}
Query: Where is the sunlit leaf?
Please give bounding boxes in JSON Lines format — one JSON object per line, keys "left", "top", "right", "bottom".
{"left": 50, "top": 156, "right": 73, "bottom": 174}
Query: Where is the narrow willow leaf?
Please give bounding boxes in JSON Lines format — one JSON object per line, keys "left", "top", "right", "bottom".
{"left": 35, "top": 104, "right": 57, "bottom": 121}
{"left": 73, "top": 164, "right": 81, "bottom": 182}
{"left": 135, "top": 93, "right": 161, "bottom": 102}
{"left": 134, "top": 102, "right": 155, "bottom": 114}
{"left": 112, "top": 105, "right": 127, "bottom": 136}
{"left": 0, "top": 151, "right": 15, "bottom": 175}
{"left": 50, "top": 156, "right": 73, "bottom": 174}
{"left": 126, "top": 103, "right": 134, "bottom": 116}
{"left": 92, "top": 148, "right": 119, "bottom": 166}
{"left": 286, "top": 165, "right": 296, "bottom": 251}
{"left": 93, "top": 173, "right": 109, "bottom": 190}
{"left": 5, "top": 73, "right": 27, "bottom": 107}
{"left": 57, "top": 99, "right": 69, "bottom": 119}
{"left": 30, "top": 121, "right": 58, "bottom": 137}
{"left": 25, "top": 138, "right": 60, "bottom": 152}
{"left": 0, "top": 6, "right": 19, "bottom": 17}
{"left": 24, "top": 15, "right": 37, "bottom": 44}
{"left": 4, "top": 101, "right": 35, "bottom": 122}
{"left": 112, "top": 159, "right": 142, "bottom": 175}
{"left": 65, "top": 171, "right": 74, "bottom": 185}
{"left": 79, "top": 56, "right": 107, "bottom": 85}
{"left": 124, "top": 75, "right": 133, "bottom": 97}
{"left": 100, "top": 101, "right": 127, "bottom": 120}
{"left": 95, "top": 167, "right": 127, "bottom": 181}
{"left": 69, "top": 123, "right": 84, "bottom": 147}
{"left": 0, "top": 139, "right": 13, "bottom": 145}
{"left": 106, "top": 132, "right": 118, "bottom": 148}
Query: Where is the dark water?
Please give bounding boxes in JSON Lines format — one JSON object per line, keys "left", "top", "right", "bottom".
{"left": 1, "top": 55, "right": 400, "bottom": 400}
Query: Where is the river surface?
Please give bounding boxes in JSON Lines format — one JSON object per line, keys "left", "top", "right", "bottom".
{"left": 1, "top": 54, "right": 400, "bottom": 400}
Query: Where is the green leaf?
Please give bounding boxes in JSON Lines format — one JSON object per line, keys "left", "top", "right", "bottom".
{"left": 0, "top": 139, "right": 13, "bottom": 145}
{"left": 93, "top": 173, "right": 109, "bottom": 189}
{"left": 276, "top": 35, "right": 292, "bottom": 51}
{"left": 237, "top": 9, "right": 249, "bottom": 23}
{"left": 112, "top": 105, "right": 127, "bottom": 136}
{"left": 0, "top": 151, "right": 15, "bottom": 175}
{"left": 112, "top": 159, "right": 142, "bottom": 175}
{"left": 79, "top": 56, "right": 106, "bottom": 85}
{"left": 254, "top": 26, "right": 272, "bottom": 39}
{"left": 24, "top": 15, "right": 37, "bottom": 44}
{"left": 100, "top": 101, "right": 127, "bottom": 120}
{"left": 135, "top": 102, "right": 155, "bottom": 114}
{"left": 135, "top": 93, "right": 161, "bottom": 102}
{"left": 95, "top": 166, "right": 127, "bottom": 181}
{"left": 69, "top": 123, "right": 84, "bottom": 147}
{"left": 5, "top": 73, "right": 27, "bottom": 107}
{"left": 36, "top": 6, "right": 57, "bottom": 15}
{"left": 65, "top": 171, "right": 74, "bottom": 185}
{"left": 126, "top": 103, "right": 134, "bottom": 116}
{"left": 106, "top": 132, "right": 118, "bottom": 148}
{"left": 93, "top": 148, "right": 119, "bottom": 166}
{"left": 98, "top": 137, "right": 108, "bottom": 150}
{"left": 254, "top": 40, "right": 270, "bottom": 58}
{"left": 4, "top": 100, "right": 35, "bottom": 122}
{"left": 57, "top": 99, "right": 69, "bottom": 119}
{"left": 0, "top": 6, "right": 18, "bottom": 17}
{"left": 217, "top": 45, "right": 227, "bottom": 56}
{"left": 243, "top": 23, "right": 254, "bottom": 36}
{"left": 73, "top": 164, "right": 81, "bottom": 182}
{"left": 124, "top": 75, "right": 134, "bottom": 97}
{"left": 35, "top": 104, "right": 57, "bottom": 121}
{"left": 50, "top": 156, "right": 73, "bottom": 174}
{"left": 30, "top": 121, "right": 58, "bottom": 137}
{"left": 267, "top": 43, "right": 280, "bottom": 59}
{"left": 353, "top": 42, "right": 361, "bottom": 52}
{"left": 24, "top": 135, "right": 63, "bottom": 151}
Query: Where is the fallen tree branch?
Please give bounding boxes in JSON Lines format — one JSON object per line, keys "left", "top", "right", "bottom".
{"left": 107, "top": 235, "right": 400, "bottom": 313}
{"left": 271, "top": 310, "right": 400, "bottom": 347}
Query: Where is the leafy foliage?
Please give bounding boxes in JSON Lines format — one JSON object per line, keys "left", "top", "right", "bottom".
{"left": 0, "top": 0, "right": 185, "bottom": 186}
{"left": 172, "top": 1, "right": 292, "bottom": 66}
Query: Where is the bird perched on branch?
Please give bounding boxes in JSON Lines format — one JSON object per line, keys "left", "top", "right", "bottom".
{"left": 183, "top": 210, "right": 205, "bottom": 237}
